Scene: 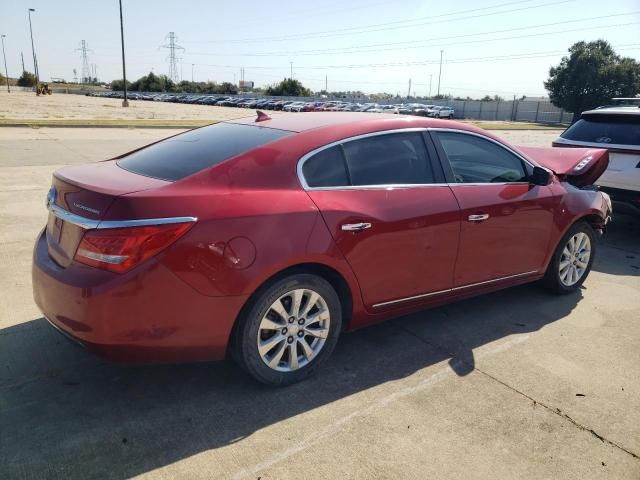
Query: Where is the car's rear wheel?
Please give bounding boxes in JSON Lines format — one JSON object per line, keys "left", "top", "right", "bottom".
{"left": 543, "top": 221, "right": 596, "bottom": 294}
{"left": 232, "top": 273, "right": 342, "bottom": 386}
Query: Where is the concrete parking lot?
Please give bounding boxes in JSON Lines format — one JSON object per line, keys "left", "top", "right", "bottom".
{"left": 1, "top": 127, "right": 639, "bottom": 479}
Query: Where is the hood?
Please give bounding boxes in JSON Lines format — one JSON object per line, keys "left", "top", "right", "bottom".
{"left": 516, "top": 146, "right": 609, "bottom": 187}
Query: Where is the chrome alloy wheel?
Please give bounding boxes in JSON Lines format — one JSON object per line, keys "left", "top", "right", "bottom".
{"left": 559, "top": 232, "right": 591, "bottom": 287}
{"left": 257, "top": 289, "right": 331, "bottom": 372}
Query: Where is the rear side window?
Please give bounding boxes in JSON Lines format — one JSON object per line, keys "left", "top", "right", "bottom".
{"left": 342, "top": 133, "right": 434, "bottom": 186}
{"left": 436, "top": 132, "right": 527, "bottom": 183}
{"left": 561, "top": 114, "right": 640, "bottom": 146}
{"left": 302, "top": 146, "right": 349, "bottom": 188}
{"left": 118, "top": 123, "right": 292, "bottom": 181}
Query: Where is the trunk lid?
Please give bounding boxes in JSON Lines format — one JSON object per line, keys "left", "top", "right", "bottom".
{"left": 517, "top": 146, "right": 609, "bottom": 187}
{"left": 47, "top": 161, "right": 169, "bottom": 268}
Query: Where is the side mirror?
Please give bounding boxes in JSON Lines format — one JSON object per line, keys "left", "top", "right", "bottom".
{"left": 531, "top": 166, "right": 551, "bottom": 186}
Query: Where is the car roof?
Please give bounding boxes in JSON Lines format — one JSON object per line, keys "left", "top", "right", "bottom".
{"left": 582, "top": 106, "right": 640, "bottom": 116}
{"left": 224, "top": 111, "right": 484, "bottom": 136}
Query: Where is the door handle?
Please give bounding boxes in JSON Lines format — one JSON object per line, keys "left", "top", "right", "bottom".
{"left": 468, "top": 214, "right": 489, "bottom": 222}
{"left": 341, "top": 222, "right": 372, "bottom": 231}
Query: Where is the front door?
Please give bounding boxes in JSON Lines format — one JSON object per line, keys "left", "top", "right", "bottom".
{"left": 300, "top": 131, "right": 461, "bottom": 309}
{"left": 432, "top": 130, "right": 556, "bottom": 287}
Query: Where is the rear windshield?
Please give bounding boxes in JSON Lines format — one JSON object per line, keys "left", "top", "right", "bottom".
{"left": 561, "top": 114, "right": 640, "bottom": 146}
{"left": 118, "top": 123, "right": 292, "bottom": 181}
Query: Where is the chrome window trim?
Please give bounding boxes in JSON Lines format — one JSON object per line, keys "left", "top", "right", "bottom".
{"left": 554, "top": 136, "right": 640, "bottom": 153}
{"left": 48, "top": 203, "right": 197, "bottom": 230}
{"left": 297, "top": 127, "right": 436, "bottom": 191}
{"left": 296, "top": 127, "right": 547, "bottom": 191}
{"left": 372, "top": 270, "right": 539, "bottom": 308}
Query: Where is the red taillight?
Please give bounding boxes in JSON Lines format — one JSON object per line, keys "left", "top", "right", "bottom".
{"left": 74, "top": 222, "right": 193, "bottom": 273}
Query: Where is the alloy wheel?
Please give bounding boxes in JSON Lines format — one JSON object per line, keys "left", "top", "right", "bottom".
{"left": 558, "top": 232, "right": 591, "bottom": 287}
{"left": 257, "top": 288, "right": 331, "bottom": 372}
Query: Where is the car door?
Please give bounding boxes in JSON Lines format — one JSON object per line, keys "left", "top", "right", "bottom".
{"left": 431, "top": 129, "right": 556, "bottom": 287}
{"left": 299, "top": 130, "right": 461, "bottom": 310}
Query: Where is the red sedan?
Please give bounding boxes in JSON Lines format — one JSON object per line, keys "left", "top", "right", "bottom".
{"left": 33, "top": 113, "right": 611, "bottom": 385}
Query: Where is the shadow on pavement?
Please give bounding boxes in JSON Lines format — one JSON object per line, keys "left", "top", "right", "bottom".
{"left": 1, "top": 282, "right": 583, "bottom": 479}
{"left": 593, "top": 212, "right": 640, "bottom": 277}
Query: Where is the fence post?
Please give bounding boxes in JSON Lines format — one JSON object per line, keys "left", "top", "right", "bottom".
{"left": 495, "top": 101, "right": 499, "bottom": 120}
{"left": 534, "top": 102, "right": 541, "bottom": 123}
{"left": 462, "top": 101, "right": 466, "bottom": 118}
{"left": 514, "top": 101, "right": 519, "bottom": 121}
{"left": 560, "top": 110, "right": 564, "bottom": 123}
{"left": 479, "top": 101, "right": 483, "bottom": 120}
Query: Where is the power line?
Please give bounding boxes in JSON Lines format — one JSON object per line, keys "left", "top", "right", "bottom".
{"left": 187, "top": 16, "right": 640, "bottom": 57}
{"left": 184, "top": 0, "right": 568, "bottom": 45}
{"left": 159, "top": 32, "right": 185, "bottom": 82}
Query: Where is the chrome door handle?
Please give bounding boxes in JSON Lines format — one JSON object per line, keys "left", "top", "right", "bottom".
{"left": 468, "top": 214, "right": 489, "bottom": 222}
{"left": 341, "top": 222, "right": 372, "bottom": 231}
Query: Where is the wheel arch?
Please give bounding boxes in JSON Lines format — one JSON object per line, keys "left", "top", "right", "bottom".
{"left": 228, "top": 262, "right": 355, "bottom": 356}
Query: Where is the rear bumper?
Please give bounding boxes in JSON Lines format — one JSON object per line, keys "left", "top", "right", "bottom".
{"left": 32, "top": 230, "right": 248, "bottom": 363}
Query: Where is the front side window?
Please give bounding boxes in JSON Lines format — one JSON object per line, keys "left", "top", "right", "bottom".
{"left": 436, "top": 132, "right": 527, "bottom": 183}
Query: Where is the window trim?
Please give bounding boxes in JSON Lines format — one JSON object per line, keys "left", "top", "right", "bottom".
{"left": 297, "top": 127, "right": 543, "bottom": 191}
{"left": 297, "top": 128, "right": 445, "bottom": 191}
{"left": 429, "top": 128, "right": 538, "bottom": 185}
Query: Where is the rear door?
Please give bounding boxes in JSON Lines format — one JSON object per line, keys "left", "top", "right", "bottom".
{"left": 301, "top": 130, "right": 461, "bottom": 310}
{"left": 431, "top": 130, "right": 557, "bottom": 287}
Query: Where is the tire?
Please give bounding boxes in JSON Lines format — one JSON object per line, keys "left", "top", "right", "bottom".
{"left": 232, "top": 273, "right": 342, "bottom": 386}
{"left": 543, "top": 221, "right": 597, "bottom": 294}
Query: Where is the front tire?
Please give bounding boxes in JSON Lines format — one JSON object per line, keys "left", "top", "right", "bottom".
{"left": 232, "top": 274, "right": 342, "bottom": 386}
{"left": 543, "top": 221, "right": 596, "bottom": 294}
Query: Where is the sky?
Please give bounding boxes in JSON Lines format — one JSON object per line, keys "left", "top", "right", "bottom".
{"left": 1, "top": 0, "right": 639, "bottom": 98}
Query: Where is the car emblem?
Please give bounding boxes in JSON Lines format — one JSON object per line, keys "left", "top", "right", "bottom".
{"left": 46, "top": 186, "right": 56, "bottom": 209}
{"left": 595, "top": 136, "right": 612, "bottom": 143}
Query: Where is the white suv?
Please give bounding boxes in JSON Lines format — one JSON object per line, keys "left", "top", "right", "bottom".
{"left": 553, "top": 104, "right": 640, "bottom": 215}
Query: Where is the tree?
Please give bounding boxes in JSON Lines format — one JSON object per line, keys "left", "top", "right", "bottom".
{"left": 129, "top": 72, "right": 175, "bottom": 92}
{"left": 17, "top": 71, "right": 37, "bottom": 87}
{"left": 265, "top": 78, "right": 312, "bottom": 97}
{"left": 110, "top": 79, "right": 131, "bottom": 90}
{"left": 545, "top": 40, "right": 640, "bottom": 122}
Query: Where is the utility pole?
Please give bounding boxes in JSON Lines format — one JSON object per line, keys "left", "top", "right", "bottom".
{"left": 77, "top": 40, "right": 93, "bottom": 84}
{"left": 325, "top": 74, "right": 328, "bottom": 92}
{"left": 1, "top": 35, "right": 9, "bottom": 93}
{"left": 437, "top": 49, "right": 443, "bottom": 97}
{"left": 429, "top": 74, "right": 432, "bottom": 98}
{"left": 20, "top": 52, "right": 25, "bottom": 73}
{"left": 160, "top": 32, "right": 184, "bottom": 83}
{"left": 191, "top": 63, "right": 194, "bottom": 82}
{"left": 118, "top": 0, "right": 129, "bottom": 107}
{"left": 407, "top": 78, "right": 411, "bottom": 99}
{"left": 290, "top": 61, "right": 293, "bottom": 79}
{"left": 28, "top": 8, "right": 39, "bottom": 86}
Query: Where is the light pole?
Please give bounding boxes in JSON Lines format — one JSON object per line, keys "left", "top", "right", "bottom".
{"left": 191, "top": 63, "right": 194, "bottom": 83}
{"left": 437, "top": 50, "right": 443, "bottom": 97}
{"left": 118, "top": 0, "right": 129, "bottom": 107}
{"left": 1, "top": 35, "right": 9, "bottom": 93}
{"left": 28, "top": 8, "right": 39, "bottom": 87}
{"left": 290, "top": 61, "right": 293, "bottom": 79}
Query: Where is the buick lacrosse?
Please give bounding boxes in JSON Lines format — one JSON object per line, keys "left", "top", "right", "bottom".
{"left": 33, "top": 112, "right": 611, "bottom": 385}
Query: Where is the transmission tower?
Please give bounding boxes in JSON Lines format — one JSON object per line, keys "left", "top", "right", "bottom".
{"left": 76, "top": 40, "right": 93, "bottom": 84}
{"left": 159, "top": 32, "right": 184, "bottom": 82}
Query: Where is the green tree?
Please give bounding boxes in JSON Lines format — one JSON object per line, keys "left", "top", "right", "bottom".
{"left": 110, "top": 79, "right": 131, "bottom": 90}
{"left": 17, "top": 71, "right": 37, "bottom": 87}
{"left": 265, "top": 78, "right": 311, "bottom": 97}
{"left": 129, "top": 72, "right": 175, "bottom": 92}
{"left": 545, "top": 40, "right": 640, "bottom": 122}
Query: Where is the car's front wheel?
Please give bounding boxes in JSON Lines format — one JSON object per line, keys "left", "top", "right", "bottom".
{"left": 543, "top": 221, "right": 596, "bottom": 294}
{"left": 232, "top": 273, "right": 342, "bottom": 386}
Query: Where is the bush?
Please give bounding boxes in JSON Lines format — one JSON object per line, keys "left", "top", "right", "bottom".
{"left": 265, "top": 78, "right": 312, "bottom": 97}
{"left": 17, "top": 71, "right": 37, "bottom": 87}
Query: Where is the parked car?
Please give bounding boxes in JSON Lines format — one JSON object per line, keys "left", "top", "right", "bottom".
{"left": 284, "top": 102, "right": 306, "bottom": 112}
{"left": 553, "top": 104, "right": 640, "bottom": 215}
{"left": 33, "top": 113, "right": 611, "bottom": 385}
{"left": 430, "top": 106, "right": 455, "bottom": 118}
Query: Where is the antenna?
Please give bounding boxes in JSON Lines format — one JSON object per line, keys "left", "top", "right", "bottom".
{"left": 76, "top": 40, "right": 93, "bottom": 84}
{"left": 159, "top": 32, "right": 185, "bottom": 82}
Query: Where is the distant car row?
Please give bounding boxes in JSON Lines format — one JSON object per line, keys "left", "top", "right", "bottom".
{"left": 87, "top": 91, "right": 456, "bottom": 118}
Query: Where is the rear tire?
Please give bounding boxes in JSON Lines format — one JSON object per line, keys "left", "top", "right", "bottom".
{"left": 543, "top": 221, "right": 596, "bottom": 294}
{"left": 232, "top": 273, "right": 342, "bottom": 386}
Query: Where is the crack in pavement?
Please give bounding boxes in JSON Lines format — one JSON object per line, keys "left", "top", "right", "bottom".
{"left": 398, "top": 324, "right": 640, "bottom": 461}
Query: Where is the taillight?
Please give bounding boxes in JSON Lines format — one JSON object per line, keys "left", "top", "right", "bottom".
{"left": 74, "top": 222, "right": 193, "bottom": 273}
